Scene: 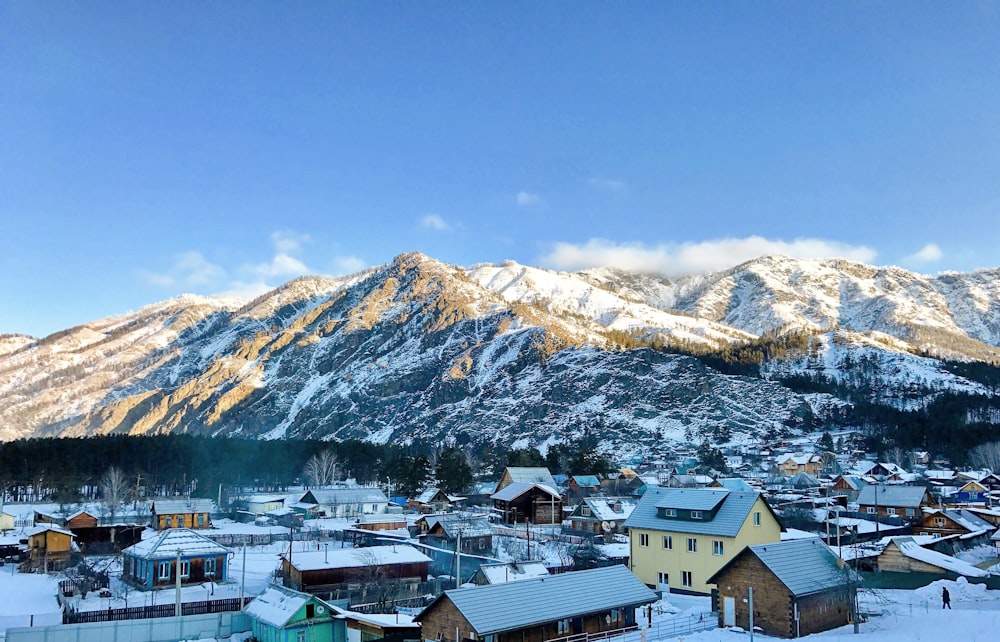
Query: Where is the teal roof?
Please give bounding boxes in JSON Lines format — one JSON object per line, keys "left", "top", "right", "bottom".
{"left": 717, "top": 478, "right": 753, "bottom": 492}
{"left": 417, "top": 566, "right": 656, "bottom": 635}
{"left": 626, "top": 487, "right": 768, "bottom": 537}
{"left": 710, "top": 539, "right": 851, "bottom": 597}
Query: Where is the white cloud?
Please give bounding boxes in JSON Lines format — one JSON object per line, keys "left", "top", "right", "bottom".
{"left": 333, "top": 255, "right": 367, "bottom": 274}
{"left": 138, "top": 251, "right": 225, "bottom": 288}
{"left": 517, "top": 191, "right": 541, "bottom": 206}
{"left": 588, "top": 177, "right": 627, "bottom": 192}
{"left": 217, "top": 280, "right": 274, "bottom": 300}
{"left": 252, "top": 253, "right": 310, "bottom": 279}
{"left": 540, "top": 236, "right": 878, "bottom": 276}
{"left": 420, "top": 214, "right": 450, "bottom": 231}
{"left": 271, "top": 230, "right": 310, "bottom": 255}
{"left": 904, "top": 243, "right": 943, "bottom": 265}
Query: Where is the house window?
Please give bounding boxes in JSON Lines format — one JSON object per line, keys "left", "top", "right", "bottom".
{"left": 690, "top": 510, "right": 702, "bottom": 520}
{"left": 610, "top": 608, "right": 622, "bottom": 622}
{"left": 687, "top": 538, "right": 697, "bottom": 553}
{"left": 164, "top": 516, "right": 172, "bottom": 528}
{"left": 179, "top": 560, "right": 190, "bottom": 578}
{"left": 558, "top": 619, "right": 571, "bottom": 634}
{"left": 713, "top": 540, "right": 724, "bottom": 556}
{"left": 581, "top": 506, "right": 591, "bottom": 517}
{"left": 306, "top": 603, "right": 315, "bottom": 618}
{"left": 657, "top": 572, "right": 669, "bottom": 586}
{"left": 935, "top": 518, "right": 945, "bottom": 526}
{"left": 198, "top": 514, "right": 206, "bottom": 525}
{"left": 681, "top": 571, "right": 693, "bottom": 587}
{"left": 663, "top": 508, "right": 677, "bottom": 517}
{"left": 205, "top": 558, "right": 216, "bottom": 576}
{"left": 639, "top": 533, "right": 649, "bottom": 547}
{"left": 296, "top": 631, "right": 306, "bottom": 642}
{"left": 662, "top": 535, "right": 673, "bottom": 550}
{"left": 866, "top": 507, "right": 876, "bottom": 514}
{"left": 753, "top": 511, "right": 761, "bottom": 526}
{"left": 158, "top": 562, "right": 171, "bottom": 580}
{"left": 887, "top": 507, "right": 896, "bottom": 516}
{"left": 177, "top": 516, "right": 185, "bottom": 528}
{"left": 906, "top": 508, "right": 915, "bottom": 516}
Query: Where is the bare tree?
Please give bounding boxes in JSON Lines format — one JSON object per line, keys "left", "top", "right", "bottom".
{"left": 101, "top": 466, "right": 130, "bottom": 524}
{"left": 970, "top": 442, "right": 1000, "bottom": 474}
{"left": 303, "top": 450, "right": 339, "bottom": 487}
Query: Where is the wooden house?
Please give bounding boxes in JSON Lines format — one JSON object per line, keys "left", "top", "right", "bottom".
{"left": 916, "top": 508, "right": 995, "bottom": 539}
{"left": 282, "top": 545, "right": 431, "bottom": 596}
{"left": 298, "top": 487, "right": 389, "bottom": 518}
{"left": 626, "top": 487, "right": 782, "bottom": 595}
{"left": 708, "top": 538, "right": 854, "bottom": 638}
{"left": 244, "top": 585, "right": 344, "bottom": 642}
{"left": 777, "top": 454, "right": 823, "bottom": 477}
{"left": 242, "top": 494, "right": 287, "bottom": 515}
{"left": 856, "top": 485, "right": 932, "bottom": 521}
{"left": 121, "top": 528, "right": 230, "bottom": 589}
{"left": 341, "top": 608, "right": 419, "bottom": 642}
{"left": 491, "top": 482, "right": 562, "bottom": 525}
{"left": 151, "top": 498, "right": 215, "bottom": 530}
{"left": 408, "top": 488, "right": 455, "bottom": 513}
{"left": 568, "top": 497, "right": 635, "bottom": 534}
{"left": 831, "top": 475, "right": 866, "bottom": 500}
{"left": 356, "top": 514, "right": 408, "bottom": 532}
{"left": 565, "top": 475, "right": 602, "bottom": 504}
{"left": 64, "top": 510, "right": 99, "bottom": 530}
{"left": 24, "top": 525, "right": 76, "bottom": 571}
{"left": 415, "top": 565, "right": 656, "bottom": 642}
{"left": 0, "top": 511, "right": 14, "bottom": 532}
{"left": 494, "top": 467, "right": 558, "bottom": 494}
{"left": 422, "top": 515, "right": 494, "bottom": 555}
{"left": 877, "top": 537, "right": 988, "bottom": 577}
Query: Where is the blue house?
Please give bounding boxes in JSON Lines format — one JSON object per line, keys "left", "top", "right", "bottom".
{"left": 244, "top": 585, "right": 344, "bottom": 642}
{"left": 121, "top": 528, "right": 231, "bottom": 589}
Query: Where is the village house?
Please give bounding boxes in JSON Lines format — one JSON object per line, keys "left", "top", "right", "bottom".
{"left": 470, "top": 560, "right": 550, "bottom": 585}
{"left": 414, "top": 565, "right": 657, "bottom": 642}
{"left": 408, "top": 488, "right": 458, "bottom": 513}
{"left": 298, "top": 487, "right": 389, "bottom": 518}
{"left": 282, "top": 545, "right": 431, "bottom": 597}
{"left": 421, "top": 515, "right": 494, "bottom": 555}
{"left": 830, "top": 475, "right": 867, "bottom": 500}
{"left": 24, "top": 524, "right": 76, "bottom": 572}
{"left": 121, "top": 528, "right": 230, "bottom": 589}
{"left": 340, "top": 609, "right": 419, "bottom": 642}
{"left": 565, "top": 475, "right": 602, "bottom": 504}
{"left": 877, "top": 536, "right": 988, "bottom": 578}
{"left": 244, "top": 584, "right": 342, "bottom": 642}
{"left": 151, "top": 498, "right": 216, "bottom": 530}
{"left": 356, "top": 514, "right": 408, "bottom": 532}
{"left": 494, "top": 467, "right": 559, "bottom": 494}
{"left": 241, "top": 494, "right": 286, "bottom": 515}
{"left": 708, "top": 538, "right": 855, "bottom": 638}
{"left": 625, "top": 487, "right": 782, "bottom": 595}
{"left": 491, "top": 482, "right": 562, "bottom": 525}
{"left": 777, "top": 454, "right": 823, "bottom": 477}
{"left": 568, "top": 497, "right": 635, "bottom": 535}
{"left": 916, "top": 508, "right": 995, "bottom": 539}
{"left": 0, "top": 510, "right": 14, "bottom": 532}
{"left": 63, "top": 510, "right": 99, "bottom": 530}
{"left": 856, "top": 485, "right": 933, "bottom": 522}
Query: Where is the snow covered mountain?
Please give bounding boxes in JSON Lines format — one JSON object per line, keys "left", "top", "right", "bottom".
{"left": 1, "top": 252, "right": 997, "bottom": 455}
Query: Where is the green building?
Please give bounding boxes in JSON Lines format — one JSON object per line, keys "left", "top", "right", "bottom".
{"left": 244, "top": 585, "right": 345, "bottom": 642}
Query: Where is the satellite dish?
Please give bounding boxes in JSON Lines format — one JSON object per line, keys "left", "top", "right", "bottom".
{"left": 317, "top": 606, "right": 326, "bottom": 614}
{"left": 601, "top": 521, "right": 612, "bottom": 532}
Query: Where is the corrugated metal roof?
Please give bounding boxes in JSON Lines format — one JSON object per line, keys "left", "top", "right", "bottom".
{"left": 420, "top": 565, "right": 656, "bottom": 634}
{"left": 502, "top": 468, "right": 558, "bottom": 491}
{"left": 625, "top": 487, "right": 764, "bottom": 537}
{"left": 124, "top": 528, "right": 229, "bottom": 559}
{"left": 653, "top": 489, "right": 728, "bottom": 512}
{"left": 290, "top": 545, "right": 431, "bottom": 571}
{"left": 491, "top": 482, "right": 559, "bottom": 502}
{"left": 856, "top": 485, "right": 928, "bottom": 508}
{"left": 152, "top": 498, "right": 216, "bottom": 514}
{"left": 747, "top": 539, "right": 848, "bottom": 597}
{"left": 716, "top": 478, "right": 753, "bottom": 492}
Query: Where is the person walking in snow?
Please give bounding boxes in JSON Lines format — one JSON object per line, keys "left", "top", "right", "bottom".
{"left": 942, "top": 586, "right": 952, "bottom": 609}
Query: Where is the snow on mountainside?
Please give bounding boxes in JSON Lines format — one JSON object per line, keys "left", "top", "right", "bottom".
{"left": 1, "top": 252, "right": 998, "bottom": 452}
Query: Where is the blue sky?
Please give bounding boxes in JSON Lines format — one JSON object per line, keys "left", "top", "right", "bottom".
{"left": 3, "top": 2, "right": 999, "bottom": 337}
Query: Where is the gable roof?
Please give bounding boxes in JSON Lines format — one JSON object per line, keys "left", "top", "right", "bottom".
{"left": 27, "top": 524, "right": 75, "bottom": 538}
{"left": 925, "top": 509, "right": 994, "bottom": 534}
{"left": 288, "top": 545, "right": 431, "bottom": 572}
{"left": 856, "top": 485, "right": 929, "bottom": 508}
{"left": 492, "top": 482, "right": 560, "bottom": 502}
{"left": 626, "top": 487, "right": 776, "bottom": 537}
{"left": 709, "top": 538, "right": 849, "bottom": 597}
{"left": 574, "top": 498, "right": 635, "bottom": 522}
{"left": 152, "top": 498, "right": 216, "bottom": 515}
{"left": 300, "top": 487, "right": 389, "bottom": 505}
{"left": 715, "top": 478, "right": 754, "bottom": 492}
{"left": 886, "top": 537, "right": 988, "bottom": 577}
{"left": 474, "top": 561, "right": 550, "bottom": 585}
{"left": 569, "top": 475, "right": 601, "bottom": 488}
{"left": 500, "top": 468, "right": 558, "bottom": 492}
{"left": 244, "top": 585, "right": 330, "bottom": 628}
{"left": 124, "top": 527, "right": 229, "bottom": 559}
{"left": 416, "top": 565, "right": 656, "bottom": 635}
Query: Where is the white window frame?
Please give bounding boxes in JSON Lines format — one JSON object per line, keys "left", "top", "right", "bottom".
{"left": 713, "top": 540, "right": 724, "bottom": 556}
{"left": 179, "top": 560, "right": 190, "bottom": 578}
{"left": 753, "top": 511, "right": 761, "bottom": 526}
{"left": 662, "top": 535, "right": 673, "bottom": 550}
{"left": 158, "top": 561, "right": 171, "bottom": 580}
{"left": 663, "top": 508, "right": 677, "bottom": 517}
{"left": 687, "top": 537, "right": 697, "bottom": 553}
{"left": 866, "top": 507, "right": 876, "bottom": 514}
{"left": 558, "top": 619, "right": 571, "bottom": 634}
{"left": 690, "top": 510, "right": 702, "bottom": 520}
{"left": 681, "top": 571, "right": 692, "bottom": 587}
{"left": 887, "top": 507, "right": 896, "bottom": 516}
{"left": 205, "top": 557, "right": 216, "bottom": 576}
{"left": 639, "top": 533, "right": 649, "bottom": 547}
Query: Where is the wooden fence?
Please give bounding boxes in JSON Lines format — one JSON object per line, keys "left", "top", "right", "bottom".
{"left": 63, "top": 596, "right": 253, "bottom": 624}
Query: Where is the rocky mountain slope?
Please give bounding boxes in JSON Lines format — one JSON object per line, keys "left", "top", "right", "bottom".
{"left": 1, "top": 253, "right": 998, "bottom": 456}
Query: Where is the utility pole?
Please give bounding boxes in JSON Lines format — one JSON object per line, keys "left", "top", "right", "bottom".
{"left": 456, "top": 529, "right": 462, "bottom": 589}
{"left": 748, "top": 586, "right": 754, "bottom": 642}
{"left": 240, "top": 541, "right": 247, "bottom": 602}
{"left": 175, "top": 549, "right": 182, "bottom": 617}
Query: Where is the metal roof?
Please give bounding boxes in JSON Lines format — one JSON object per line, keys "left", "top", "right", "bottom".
{"left": 500, "top": 468, "right": 558, "bottom": 491}
{"left": 124, "top": 528, "right": 229, "bottom": 560}
{"left": 653, "top": 489, "right": 728, "bottom": 512}
{"left": 417, "top": 565, "right": 656, "bottom": 635}
{"left": 625, "top": 487, "right": 768, "bottom": 537}
{"left": 491, "top": 482, "right": 559, "bottom": 502}
{"left": 856, "top": 485, "right": 928, "bottom": 508}
{"left": 740, "top": 539, "right": 849, "bottom": 597}
{"left": 152, "top": 498, "right": 216, "bottom": 514}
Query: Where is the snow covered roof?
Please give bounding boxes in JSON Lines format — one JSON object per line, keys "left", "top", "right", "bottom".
{"left": 27, "top": 524, "right": 75, "bottom": 538}
{"left": 491, "top": 482, "right": 560, "bottom": 502}
{"left": 500, "top": 468, "right": 558, "bottom": 492}
{"left": 475, "top": 561, "right": 550, "bottom": 584}
{"left": 576, "top": 497, "right": 635, "bottom": 522}
{"left": 927, "top": 509, "right": 995, "bottom": 534}
{"left": 244, "top": 585, "right": 327, "bottom": 628}
{"left": 712, "top": 538, "right": 850, "bottom": 597}
{"left": 569, "top": 475, "right": 601, "bottom": 488}
{"left": 888, "top": 537, "right": 988, "bottom": 577}
{"left": 152, "top": 498, "right": 216, "bottom": 515}
{"left": 124, "top": 528, "right": 229, "bottom": 559}
{"left": 288, "top": 545, "right": 431, "bottom": 572}
{"left": 300, "top": 488, "right": 388, "bottom": 505}
{"left": 715, "top": 478, "right": 754, "bottom": 492}
{"left": 779, "top": 453, "right": 821, "bottom": 465}
{"left": 857, "top": 484, "right": 929, "bottom": 507}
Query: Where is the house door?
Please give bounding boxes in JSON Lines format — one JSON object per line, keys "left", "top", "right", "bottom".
{"left": 723, "top": 597, "right": 736, "bottom": 627}
{"left": 572, "top": 617, "right": 583, "bottom": 634}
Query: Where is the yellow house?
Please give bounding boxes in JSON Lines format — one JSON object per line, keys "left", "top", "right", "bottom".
{"left": 625, "top": 487, "right": 781, "bottom": 595}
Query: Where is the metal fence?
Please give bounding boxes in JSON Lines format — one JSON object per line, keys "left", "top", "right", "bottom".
{"left": 541, "top": 615, "right": 718, "bottom": 642}
{"left": 7, "top": 611, "right": 251, "bottom": 642}
{"left": 63, "top": 597, "right": 253, "bottom": 624}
